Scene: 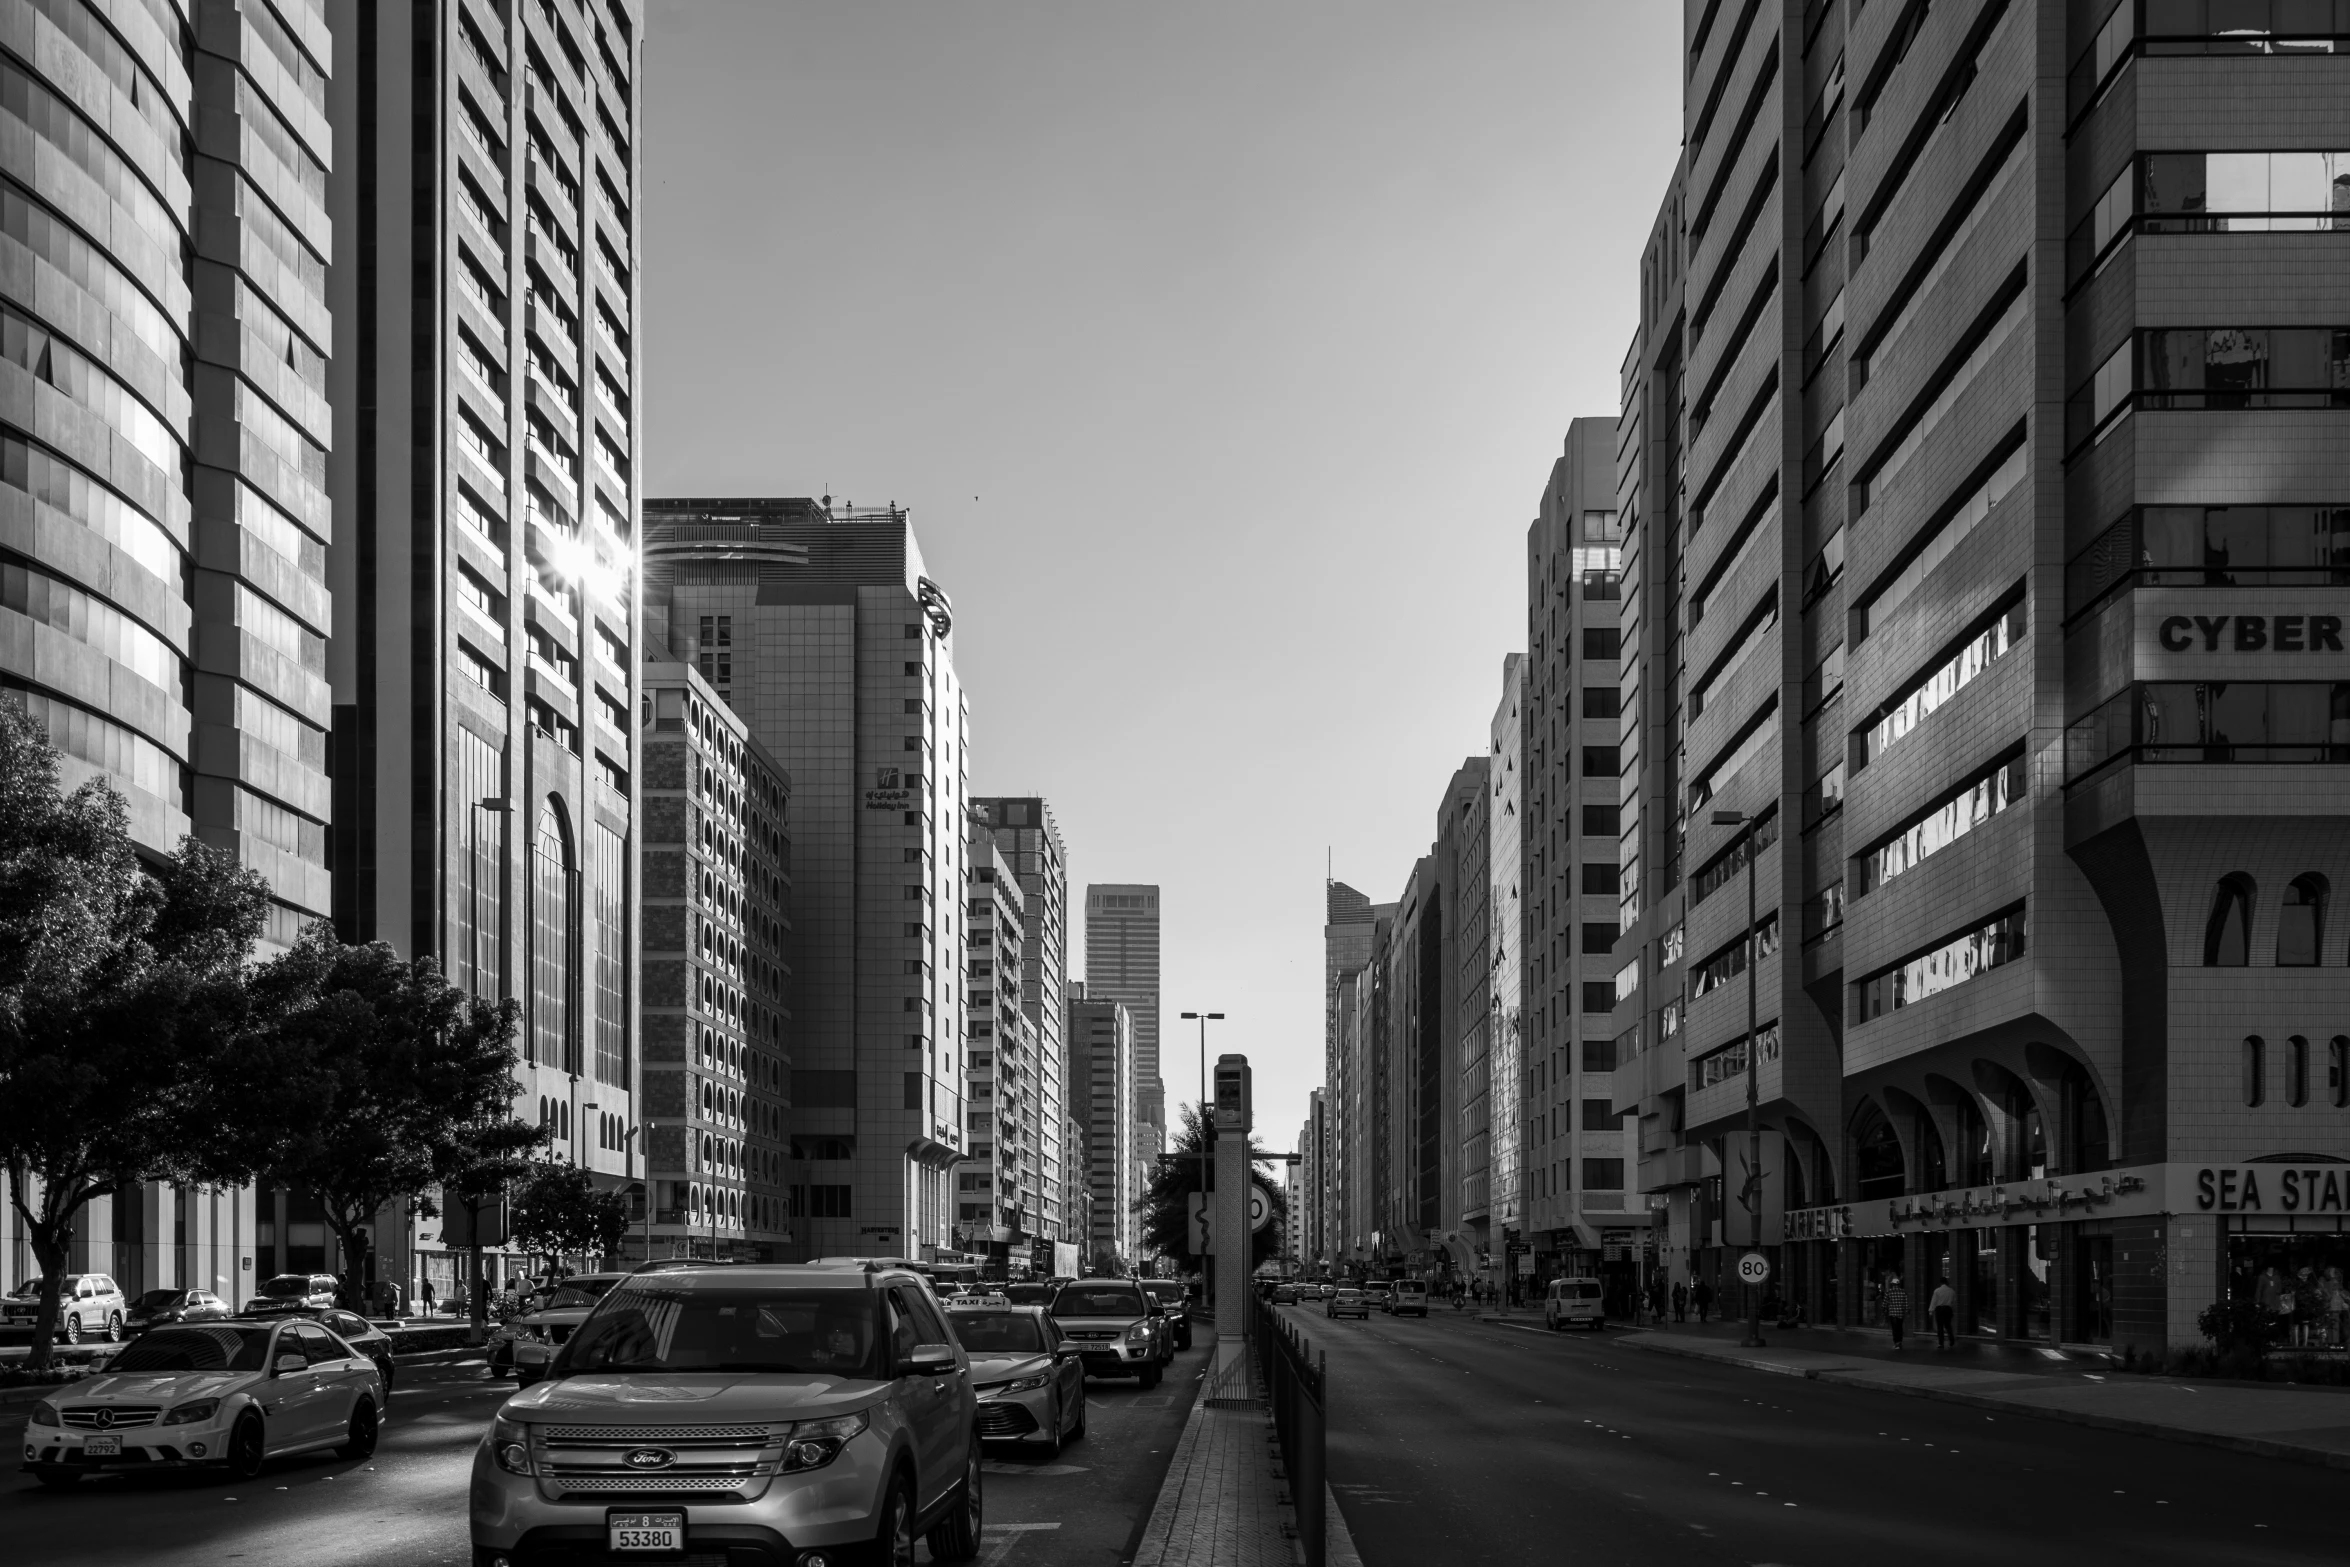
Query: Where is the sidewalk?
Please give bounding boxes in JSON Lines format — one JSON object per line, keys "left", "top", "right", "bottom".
{"left": 1616, "top": 1326, "right": 2350, "bottom": 1471}
{"left": 1131, "top": 1376, "right": 1363, "bottom": 1567}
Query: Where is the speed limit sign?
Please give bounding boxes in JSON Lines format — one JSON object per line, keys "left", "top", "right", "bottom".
{"left": 1737, "top": 1252, "right": 1771, "bottom": 1285}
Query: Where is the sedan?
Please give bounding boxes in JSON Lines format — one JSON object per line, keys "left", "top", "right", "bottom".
{"left": 947, "top": 1299, "right": 1087, "bottom": 1455}
{"left": 239, "top": 1273, "right": 342, "bottom": 1317}
{"left": 22, "top": 1321, "right": 383, "bottom": 1489}
{"left": 1326, "top": 1288, "right": 1371, "bottom": 1320}
{"left": 126, "top": 1288, "right": 234, "bottom": 1335}
{"left": 246, "top": 1305, "right": 400, "bottom": 1395}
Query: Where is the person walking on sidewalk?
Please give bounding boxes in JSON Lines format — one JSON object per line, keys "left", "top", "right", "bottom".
{"left": 1672, "top": 1281, "right": 1688, "bottom": 1323}
{"left": 1884, "top": 1275, "right": 1910, "bottom": 1348}
{"left": 1930, "top": 1278, "right": 1956, "bottom": 1349}
{"left": 1692, "top": 1279, "right": 1714, "bottom": 1324}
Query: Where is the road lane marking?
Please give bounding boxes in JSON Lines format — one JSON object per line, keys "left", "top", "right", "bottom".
{"left": 982, "top": 1523, "right": 1063, "bottom": 1531}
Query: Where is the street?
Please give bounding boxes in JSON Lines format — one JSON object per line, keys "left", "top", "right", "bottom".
{"left": 1302, "top": 1305, "right": 2350, "bottom": 1567}
{"left": 0, "top": 1340, "right": 1210, "bottom": 1567}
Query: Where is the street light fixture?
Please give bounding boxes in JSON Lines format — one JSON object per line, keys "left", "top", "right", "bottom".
{"left": 1710, "top": 807, "right": 1767, "bottom": 1350}
{"left": 1179, "top": 1012, "right": 1224, "bottom": 1273}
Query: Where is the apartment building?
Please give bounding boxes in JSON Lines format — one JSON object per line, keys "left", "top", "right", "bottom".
{"left": 1069, "top": 983, "right": 1136, "bottom": 1269}
{"left": 643, "top": 497, "right": 970, "bottom": 1260}
{"left": 959, "top": 826, "right": 1027, "bottom": 1261}
{"left": 973, "top": 796, "right": 1070, "bottom": 1243}
{"left": 1479, "top": 659, "right": 1527, "bottom": 1270}
{"left": 638, "top": 658, "right": 790, "bottom": 1260}
{"left": 1608, "top": 0, "right": 2350, "bottom": 1353}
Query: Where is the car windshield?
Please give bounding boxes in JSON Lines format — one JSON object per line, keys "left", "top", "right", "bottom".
{"left": 1336, "top": 1290, "right": 1362, "bottom": 1298}
{"left": 110, "top": 1326, "right": 273, "bottom": 1373}
{"left": 258, "top": 1275, "right": 314, "bottom": 1298}
{"left": 949, "top": 1312, "right": 1046, "bottom": 1354}
{"left": 558, "top": 1285, "right": 885, "bottom": 1377}
{"left": 8, "top": 1277, "right": 78, "bottom": 1298}
{"left": 1142, "top": 1282, "right": 1184, "bottom": 1302}
{"left": 132, "top": 1290, "right": 186, "bottom": 1310}
{"left": 1052, "top": 1286, "right": 1144, "bottom": 1319}
{"left": 538, "top": 1279, "right": 618, "bottom": 1310}
{"left": 1003, "top": 1285, "right": 1053, "bottom": 1305}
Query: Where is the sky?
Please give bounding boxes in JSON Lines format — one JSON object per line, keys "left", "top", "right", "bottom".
{"left": 641, "top": 2, "right": 1682, "bottom": 1150}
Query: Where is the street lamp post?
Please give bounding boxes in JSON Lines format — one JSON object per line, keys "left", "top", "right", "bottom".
{"left": 1710, "top": 807, "right": 1767, "bottom": 1350}
{"left": 1179, "top": 1011, "right": 1223, "bottom": 1287}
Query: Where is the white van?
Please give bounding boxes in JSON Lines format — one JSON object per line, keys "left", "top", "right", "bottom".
{"left": 1544, "top": 1277, "right": 1605, "bottom": 1331}
{"left": 1388, "top": 1279, "right": 1428, "bottom": 1317}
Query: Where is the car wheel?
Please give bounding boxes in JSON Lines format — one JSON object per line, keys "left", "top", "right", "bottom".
{"left": 1138, "top": 1361, "right": 1162, "bottom": 1391}
{"left": 61, "top": 1313, "right": 82, "bottom": 1346}
{"left": 105, "top": 1312, "right": 123, "bottom": 1342}
{"left": 872, "top": 1473, "right": 916, "bottom": 1567}
{"left": 926, "top": 1447, "right": 983, "bottom": 1562}
{"left": 338, "top": 1398, "right": 380, "bottom": 1460}
{"left": 32, "top": 1467, "right": 80, "bottom": 1491}
{"left": 227, "top": 1413, "right": 267, "bottom": 1481}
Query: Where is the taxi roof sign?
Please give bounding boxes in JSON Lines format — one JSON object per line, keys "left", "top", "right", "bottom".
{"left": 947, "top": 1293, "right": 1012, "bottom": 1309}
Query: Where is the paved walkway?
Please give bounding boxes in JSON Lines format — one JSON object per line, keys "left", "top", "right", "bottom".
{"left": 1131, "top": 1382, "right": 1362, "bottom": 1567}
{"left": 1617, "top": 1327, "right": 2350, "bottom": 1471}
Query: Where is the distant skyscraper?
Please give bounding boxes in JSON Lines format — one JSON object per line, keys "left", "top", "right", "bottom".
{"left": 1068, "top": 984, "right": 1134, "bottom": 1268}
{"left": 972, "top": 798, "right": 1069, "bottom": 1242}
{"left": 643, "top": 497, "right": 969, "bottom": 1259}
{"left": 1085, "top": 883, "right": 1161, "bottom": 1152}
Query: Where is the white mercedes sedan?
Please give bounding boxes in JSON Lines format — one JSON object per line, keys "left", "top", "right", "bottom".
{"left": 21, "top": 1320, "right": 384, "bottom": 1489}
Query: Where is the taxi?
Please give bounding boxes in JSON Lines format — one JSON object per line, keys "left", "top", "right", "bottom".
{"left": 943, "top": 1295, "right": 1086, "bottom": 1455}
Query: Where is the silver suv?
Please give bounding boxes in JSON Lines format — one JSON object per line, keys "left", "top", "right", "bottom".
{"left": 470, "top": 1262, "right": 983, "bottom": 1567}
{"left": 1048, "top": 1279, "right": 1170, "bottom": 1386}
{"left": 3, "top": 1274, "right": 127, "bottom": 1343}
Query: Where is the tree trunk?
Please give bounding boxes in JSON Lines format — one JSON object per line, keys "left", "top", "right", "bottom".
{"left": 324, "top": 1201, "right": 374, "bottom": 1316}
{"left": 468, "top": 1239, "right": 488, "bottom": 1346}
{"left": 7, "top": 1165, "right": 97, "bottom": 1372}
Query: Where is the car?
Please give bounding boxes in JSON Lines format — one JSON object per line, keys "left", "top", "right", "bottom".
{"left": 486, "top": 1272, "right": 630, "bottom": 1386}
{"left": 945, "top": 1296, "right": 1087, "bottom": 1455}
{"left": 124, "top": 1288, "right": 234, "bottom": 1335}
{"left": 1544, "top": 1277, "right": 1608, "bottom": 1331}
{"left": 22, "top": 1320, "right": 384, "bottom": 1489}
{"left": 243, "top": 1305, "right": 401, "bottom": 1395}
{"left": 240, "top": 1273, "right": 343, "bottom": 1317}
{"left": 470, "top": 1262, "right": 984, "bottom": 1566}
{"left": 4, "top": 1274, "right": 128, "bottom": 1344}
{"left": 1318, "top": 1283, "right": 1337, "bottom": 1300}
{"left": 1048, "top": 1279, "right": 1169, "bottom": 1386}
{"left": 1325, "top": 1288, "right": 1370, "bottom": 1320}
{"left": 1003, "top": 1282, "right": 1057, "bottom": 1307}
{"left": 1363, "top": 1282, "right": 1394, "bottom": 1311}
{"left": 1270, "top": 1283, "right": 1299, "bottom": 1305}
{"left": 1387, "top": 1281, "right": 1428, "bottom": 1317}
{"left": 1140, "top": 1279, "right": 1192, "bottom": 1350}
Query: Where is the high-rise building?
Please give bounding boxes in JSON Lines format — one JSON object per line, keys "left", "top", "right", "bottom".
{"left": 959, "top": 822, "right": 1027, "bottom": 1260}
{"left": 328, "top": 0, "right": 646, "bottom": 1295}
{"left": 637, "top": 658, "right": 791, "bottom": 1260}
{"left": 0, "top": 0, "right": 337, "bottom": 1303}
{"left": 1084, "top": 882, "right": 1161, "bottom": 1151}
{"left": 1482, "top": 658, "right": 1526, "bottom": 1263}
{"left": 1323, "top": 884, "right": 1388, "bottom": 1269}
{"left": 1440, "top": 757, "right": 1489, "bottom": 1264}
{"left": 1609, "top": 1, "right": 2350, "bottom": 1354}
{"left": 972, "top": 797, "right": 1069, "bottom": 1244}
{"left": 642, "top": 497, "right": 968, "bottom": 1260}
{"left": 1298, "top": 1089, "right": 1326, "bottom": 1271}
{"left": 1068, "top": 983, "right": 1134, "bottom": 1269}
{"left": 1518, "top": 419, "right": 1632, "bottom": 1284}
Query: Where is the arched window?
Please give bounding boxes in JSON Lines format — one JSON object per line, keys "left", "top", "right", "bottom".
{"left": 2206, "top": 876, "right": 2255, "bottom": 966}
{"left": 2288, "top": 1036, "right": 2311, "bottom": 1107}
{"left": 2244, "top": 1036, "right": 2266, "bottom": 1106}
{"left": 2279, "top": 875, "right": 2328, "bottom": 966}
{"left": 2334, "top": 1037, "right": 2350, "bottom": 1109}
{"left": 531, "top": 803, "right": 579, "bottom": 1072}
{"left": 1854, "top": 1111, "right": 1905, "bottom": 1199}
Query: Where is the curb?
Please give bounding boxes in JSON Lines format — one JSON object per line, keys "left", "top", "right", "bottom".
{"left": 1625, "top": 1333, "right": 2350, "bottom": 1474}
{"left": 1128, "top": 1395, "right": 1208, "bottom": 1567}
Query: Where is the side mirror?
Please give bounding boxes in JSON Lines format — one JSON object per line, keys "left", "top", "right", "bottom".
{"left": 1053, "top": 1343, "right": 1084, "bottom": 1359}
{"left": 905, "top": 1343, "right": 958, "bottom": 1376}
{"left": 273, "top": 1353, "right": 307, "bottom": 1376}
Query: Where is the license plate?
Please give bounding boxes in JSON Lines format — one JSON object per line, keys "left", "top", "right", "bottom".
{"left": 84, "top": 1436, "right": 121, "bottom": 1457}
{"left": 608, "top": 1512, "right": 685, "bottom": 1553}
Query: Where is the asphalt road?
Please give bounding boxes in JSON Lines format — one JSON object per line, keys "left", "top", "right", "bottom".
{"left": 1295, "top": 1304, "right": 2350, "bottom": 1567}
{"left": 0, "top": 1339, "right": 1207, "bottom": 1567}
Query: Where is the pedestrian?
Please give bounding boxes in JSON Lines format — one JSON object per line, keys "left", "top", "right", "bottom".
{"left": 1672, "top": 1281, "right": 1688, "bottom": 1323}
{"left": 1884, "top": 1274, "right": 1910, "bottom": 1348}
{"left": 1930, "top": 1277, "right": 1956, "bottom": 1350}
{"left": 1692, "top": 1279, "right": 1714, "bottom": 1324}
{"left": 421, "top": 1276, "right": 437, "bottom": 1317}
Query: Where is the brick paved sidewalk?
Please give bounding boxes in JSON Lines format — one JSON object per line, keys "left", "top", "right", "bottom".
{"left": 1130, "top": 1389, "right": 1363, "bottom": 1567}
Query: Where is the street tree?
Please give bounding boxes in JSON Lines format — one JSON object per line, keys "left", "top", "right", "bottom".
{"left": 256, "top": 930, "right": 528, "bottom": 1311}
{"left": 1137, "top": 1102, "right": 1288, "bottom": 1272}
{"left": 439, "top": 1114, "right": 552, "bottom": 1340}
{"left": 510, "top": 1157, "right": 631, "bottom": 1276}
{"left": 0, "top": 706, "right": 282, "bottom": 1367}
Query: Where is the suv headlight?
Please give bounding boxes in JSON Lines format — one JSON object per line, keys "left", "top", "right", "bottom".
{"left": 163, "top": 1399, "right": 221, "bottom": 1425}
{"left": 1124, "top": 1323, "right": 1152, "bottom": 1345}
{"left": 492, "top": 1416, "right": 533, "bottom": 1475}
{"left": 773, "top": 1410, "right": 868, "bottom": 1474}
{"left": 29, "top": 1401, "right": 59, "bottom": 1427}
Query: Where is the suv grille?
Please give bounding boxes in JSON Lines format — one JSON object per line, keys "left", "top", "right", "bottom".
{"left": 65, "top": 1407, "right": 160, "bottom": 1429}
{"left": 539, "top": 1424, "right": 773, "bottom": 1443}
{"left": 548, "top": 1475, "right": 750, "bottom": 1495}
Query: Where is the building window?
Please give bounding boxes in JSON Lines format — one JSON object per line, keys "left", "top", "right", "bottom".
{"left": 592, "top": 823, "right": 627, "bottom": 1087}
{"left": 2205, "top": 876, "right": 2255, "bottom": 967}
{"left": 2288, "top": 1036, "right": 2311, "bottom": 1108}
{"left": 2331, "top": 1037, "right": 2350, "bottom": 1109}
{"left": 531, "top": 802, "right": 579, "bottom": 1073}
{"left": 1581, "top": 1158, "right": 1625, "bottom": 1191}
{"left": 2279, "top": 874, "right": 2327, "bottom": 966}
{"left": 2245, "top": 1035, "right": 2267, "bottom": 1107}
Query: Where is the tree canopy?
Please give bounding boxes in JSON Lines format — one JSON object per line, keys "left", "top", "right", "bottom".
{"left": 1138, "top": 1101, "right": 1289, "bottom": 1270}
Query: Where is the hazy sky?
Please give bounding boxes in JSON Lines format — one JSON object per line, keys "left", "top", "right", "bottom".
{"left": 642, "top": 2, "right": 1681, "bottom": 1151}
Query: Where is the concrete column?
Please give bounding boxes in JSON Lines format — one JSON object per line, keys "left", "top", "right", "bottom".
{"left": 1213, "top": 1123, "right": 1249, "bottom": 1380}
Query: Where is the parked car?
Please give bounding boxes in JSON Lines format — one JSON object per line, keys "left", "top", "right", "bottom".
{"left": 1325, "top": 1288, "right": 1371, "bottom": 1320}
{"left": 4, "top": 1274, "right": 127, "bottom": 1344}
{"left": 126, "top": 1288, "right": 235, "bottom": 1335}
{"left": 246, "top": 1305, "right": 400, "bottom": 1395}
{"left": 1140, "top": 1278, "right": 1192, "bottom": 1350}
{"left": 1544, "top": 1277, "right": 1608, "bottom": 1332}
{"left": 486, "top": 1272, "right": 630, "bottom": 1386}
{"left": 471, "top": 1262, "right": 983, "bottom": 1565}
{"left": 1049, "top": 1279, "right": 1170, "bottom": 1385}
{"left": 947, "top": 1296, "right": 1087, "bottom": 1455}
{"left": 1318, "top": 1283, "right": 1337, "bottom": 1300}
{"left": 240, "top": 1273, "right": 342, "bottom": 1317}
{"left": 1386, "top": 1281, "right": 1429, "bottom": 1317}
{"left": 23, "top": 1320, "right": 383, "bottom": 1488}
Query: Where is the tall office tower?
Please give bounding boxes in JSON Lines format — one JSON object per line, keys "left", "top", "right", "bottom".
{"left": 327, "top": 0, "right": 646, "bottom": 1295}
{"left": 972, "top": 796, "right": 1068, "bottom": 1240}
{"left": 642, "top": 497, "right": 969, "bottom": 1260}
{"left": 0, "top": 0, "right": 334, "bottom": 1303}
{"left": 960, "top": 822, "right": 1029, "bottom": 1263}
{"left": 1068, "top": 984, "right": 1134, "bottom": 1269}
{"left": 1482, "top": 658, "right": 1526, "bottom": 1264}
{"left": 1515, "top": 420, "right": 1631, "bottom": 1288}
{"left": 1299, "top": 1088, "right": 1326, "bottom": 1271}
{"left": 1448, "top": 756, "right": 1494, "bottom": 1257}
{"left": 1323, "top": 883, "right": 1390, "bottom": 1269}
{"left": 638, "top": 659, "right": 791, "bottom": 1261}
{"left": 1606, "top": 1, "right": 2350, "bottom": 1356}
{"left": 1083, "top": 882, "right": 1161, "bottom": 1151}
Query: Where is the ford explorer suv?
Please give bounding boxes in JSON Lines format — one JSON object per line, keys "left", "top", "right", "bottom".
{"left": 1047, "top": 1280, "right": 1168, "bottom": 1387}
{"left": 470, "top": 1262, "right": 982, "bottom": 1567}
